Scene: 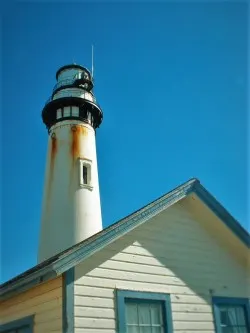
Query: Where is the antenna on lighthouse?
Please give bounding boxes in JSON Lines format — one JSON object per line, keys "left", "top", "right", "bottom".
{"left": 91, "top": 44, "right": 94, "bottom": 79}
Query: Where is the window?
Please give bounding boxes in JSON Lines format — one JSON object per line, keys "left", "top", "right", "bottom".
{"left": 87, "top": 112, "right": 93, "bottom": 124}
{"left": 82, "top": 165, "right": 88, "bottom": 184}
{"left": 0, "top": 315, "right": 34, "bottom": 333}
{"left": 213, "top": 297, "right": 250, "bottom": 333}
{"left": 71, "top": 106, "right": 79, "bottom": 117}
{"left": 74, "top": 72, "right": 82, "bottom": 80}
{"left": 60, "top": 106, "right": 79, "bottom": 118}
{"left": 63, "top": 106, "right": 71, "bottom": 117}
{"left": 56, "top": 108, "right": 62, "bottom": 119}
{"left": 116, "top": 290, "right": 173, "bottom": 333}
{"left": 79, "top": 159, "right": 92, "bottom": 189}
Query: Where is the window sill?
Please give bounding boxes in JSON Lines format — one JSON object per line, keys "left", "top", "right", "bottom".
{"left": 80, "top": 184, "right": 93, "bottom": 191}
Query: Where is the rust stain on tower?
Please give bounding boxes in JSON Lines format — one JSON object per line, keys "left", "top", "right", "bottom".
{"left": 46, "top": 135, "right": 58, "bottom": 212}
{"left": 71, "top": 125, "right": 88, "bottom": 159}
{"left": 69, "top": 125, "right": 88, "bottom": 194}
{"left": 80, "top": 125, "right": 88, "bottom": 137}
{"left": 48, "top": 135, "right": 57, "bottom": 188}
{"left": 51, "top": 135, "right": 58, "bottom": 168}
{"left": 71, "top": 126, "right": 80, "bottom": 159}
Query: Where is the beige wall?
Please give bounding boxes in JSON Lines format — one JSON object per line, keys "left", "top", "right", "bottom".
{"left": 74, "top": 200, "right": 249, "bottom": 333}
{"left": 0, "top": 276, "right": 63, "bottom": 333}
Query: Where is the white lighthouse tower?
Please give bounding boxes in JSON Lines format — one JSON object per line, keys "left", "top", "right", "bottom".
{"left": 38, "top": 64, "right": 103, "bottom": 263}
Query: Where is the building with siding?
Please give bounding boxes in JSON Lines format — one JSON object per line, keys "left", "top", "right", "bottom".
{"left": 0, "top": 64, "right": 249, "bottom": 333}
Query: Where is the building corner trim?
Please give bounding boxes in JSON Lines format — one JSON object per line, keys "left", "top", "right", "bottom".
{"left": 63, "top": 267, "right": 74, "bottom": 333}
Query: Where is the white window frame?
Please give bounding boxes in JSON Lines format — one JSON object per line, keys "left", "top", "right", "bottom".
{"left": 79, "top": 159, "right": 93, "bottom": 190}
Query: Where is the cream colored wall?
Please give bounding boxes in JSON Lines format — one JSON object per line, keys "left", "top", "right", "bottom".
{"left": 0, "top": 276, "right": 63, "bottom": 333}
{"left": 74, "top": 200, "right": 249, "bottom": 333}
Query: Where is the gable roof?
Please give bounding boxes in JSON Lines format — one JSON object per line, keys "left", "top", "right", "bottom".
{"left": 1, "top": 178, "right": 249, "bottom": 300}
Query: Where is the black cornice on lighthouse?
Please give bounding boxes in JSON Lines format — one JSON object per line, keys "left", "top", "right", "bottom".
{"left": 42, "top": 97, "right": 103, "bottom": 130}
{"left": 42, "top": 64, "right": 103, "bottom": 130}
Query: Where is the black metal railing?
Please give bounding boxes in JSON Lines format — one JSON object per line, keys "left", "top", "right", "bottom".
{"left": 45, "top": 91, "right": 97, "bottom": 106}
{"left": 53, "top": 78, "right": 75, "bottom": 92}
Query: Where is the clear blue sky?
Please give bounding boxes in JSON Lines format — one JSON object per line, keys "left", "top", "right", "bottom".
{"left": 1, "top": 2, "right": 248, "bottom": 283}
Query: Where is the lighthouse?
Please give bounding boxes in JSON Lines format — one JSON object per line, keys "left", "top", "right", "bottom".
{"left": 38, "top": 64, "right": 103, "bottom": 263}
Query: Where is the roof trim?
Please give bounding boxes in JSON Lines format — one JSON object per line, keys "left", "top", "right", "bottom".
{"left": 1, "top": 178, "right": 249, "bottom": 300}
{"left": 0, "top": 266, "right": 56, "bottom": 301}
{"left": 193, "top": 182, "right": 249, "bottom": 247}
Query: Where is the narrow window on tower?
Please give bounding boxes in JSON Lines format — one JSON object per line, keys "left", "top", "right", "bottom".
{"left": 79, "top": 159, "right": 93, "bottom": 189}
{"left": 56, "top": 108, "right": 62, "bottom": 119}
{"left": 87, "top": 111, "right": 92, "bottom": 124}
{"left": 63, "top": 106, "right": 71, "bottom": 117}
{"left": 82, "top": 165, "right": 88, "bottom": 184}
{"left": 71, "top": 106, "right": 79, "bottom": 117}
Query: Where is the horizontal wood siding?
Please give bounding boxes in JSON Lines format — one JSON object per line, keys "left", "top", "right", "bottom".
{"left": 0, "top": 276, "right": 62, "bottom": 333}
{"left": 74, "top": 202, "right": 248, "bottom": 333}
